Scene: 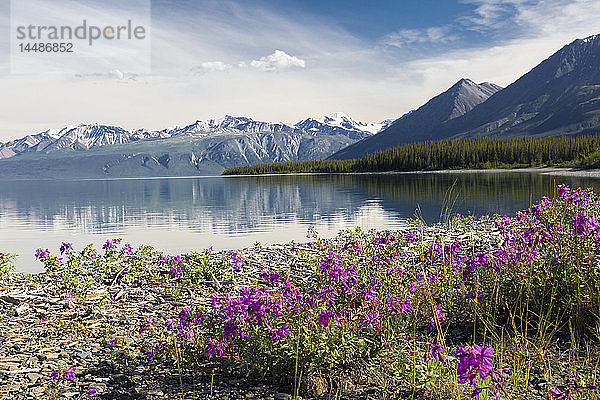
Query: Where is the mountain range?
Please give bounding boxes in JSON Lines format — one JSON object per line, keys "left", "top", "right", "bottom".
{"left": 331, "top": 34, "right": 600, "bottom": 159}
{"left": 0, "top": 113, "right": 387, "bottom": 159}
{"left": 0, "top": 113, "right": 388, "bottom": 178}
{"left": 2, "top": 34, "right": 600, "bottom": 178}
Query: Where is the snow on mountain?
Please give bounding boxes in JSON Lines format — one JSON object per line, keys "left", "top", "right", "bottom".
{"left": 295, "top": 112, "right": 384, "bottom": 140}
{"left": 0, "top": 113, "right": 383, "bottom": 159}
{"left": 43, "top": 124, "right": 139, "bottom": 152}
{"left": 163, "top": 115, "right": 303, "bottom": 137}
{"left": 321, "top": 112, "right": 382, "bottom": 134}
{"left": 379, "top": 118, "right": 398, "bottom": 131}
{"left": 2, "top": 128, "right": 67, "bottom": 155}
{"left": 330, "top": 78, "right": 503, "bottom": 159}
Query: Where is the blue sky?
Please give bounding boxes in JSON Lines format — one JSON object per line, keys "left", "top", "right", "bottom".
{"left": 1, "top": 0, "right": 600, "bottom": 140}
{"left": 241, "top": 0, "right": 476, "bottom": 41}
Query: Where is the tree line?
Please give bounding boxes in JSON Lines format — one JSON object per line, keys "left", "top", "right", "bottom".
{"left": 222, "top": 135, "right": 600, "bottom": 175}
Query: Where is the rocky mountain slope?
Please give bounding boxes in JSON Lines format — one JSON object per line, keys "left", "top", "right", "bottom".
{"left": 331, "top": 79, "right": 502, "bottom": 159}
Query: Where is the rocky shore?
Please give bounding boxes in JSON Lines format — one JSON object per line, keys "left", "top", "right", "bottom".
{"left": 0, "top": 241, "right": 323, "bottom": 400}
{"left": 0, "top": 224, "right": 475, "bottom": 400}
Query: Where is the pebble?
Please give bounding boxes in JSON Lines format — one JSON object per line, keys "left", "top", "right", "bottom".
{"left": 26, "top": 372, "right": 42, "bottom": 383}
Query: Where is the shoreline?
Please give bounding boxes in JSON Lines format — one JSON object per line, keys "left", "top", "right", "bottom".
{"left": 3, "top": 167, "right": 600, "bottom": 182}
{"left": 225, "top": 166, "right": 600, "bottom": 179}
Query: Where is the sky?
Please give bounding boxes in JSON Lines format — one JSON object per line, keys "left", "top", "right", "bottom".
{"left": 1, "top": 0, "right": 600, "bottom": 141}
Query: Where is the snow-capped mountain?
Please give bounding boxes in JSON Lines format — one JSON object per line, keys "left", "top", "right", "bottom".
{"left": 43, "top": 124, "right": 143, "bottom": 152}
{"left": 295, "top": 112, "right": 388, "bottom": 140}
{"left": 161, "top": 115, "right": 303, "bottom": 137}
{"left": 5, "top": 128, "right": 63, "bottom": 154}
{"left": 0, "top": 124, "right": 143, "bottom": 156}
{"left": 0, "top": 113, "right": 381, "bottom": 160}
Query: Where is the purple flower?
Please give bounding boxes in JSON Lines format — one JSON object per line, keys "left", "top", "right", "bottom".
{"left": 317, "top": 309, "right": 333, "bottom": 327}
{"left": 229, "top": 252, "right": 243, "bottom": 271}
{"left": 169, "top": 265, "right": 184, "bottom": 277}
{"left": 63, "top": 366, "right": 76, "bottom": 380}
{"left": 122, "top": 244, "right": 133, "bottom": 255}
{"left": 103, "top": 238, "right": 121, "bottom": 252}
{"left": 404, "top": 232, "right": 418, "bottom": 243}
{"left": 429, "top": 306, "right": 446, "bottom": 331}
{"left": 399, "top": 300, "right": 411, "bottom": 315}
{"left": 261, "top": 269, "right": 280, "bottom": 285}
{"left": 205, "top": 338, "right": 227, "bottom": 359}
{"left": 165, "top": 319, "right": 175, "bottom": 331}
{"left": 223, "top": 321, "right": 243, "bottom": 342}
{"left": 319, "top": 252, "right": 358, "bottom": 289}
{"left": 157, "top": 254, "right": 169, "bottom": 266}
{"left": 271, "top": 323, "right": 291, "bottom": 342}
{"left": 51, "top": 365, "right": 76, "bottom": 381}
{"left": 557, "top": 185, "right": 570, "bottom": 198}
{"left": 461, "top": 253, "right": 489, "bottom": 281}
{"left": 456, "top": 345, "right": 495, "bottom": 387}
{"left": 35, "top": 248, "right": 50, "bottom": 260}
{"left": 139, "top": 317, "right": 155, "bottom": 334}
{"left": 363, "top": 312, "right": 380, "bottom": 332}
{"left": 385, "top": 295, "right": 411, "bottom": 315}
{"left": 342, "top": 240, "right": 362, "bottom": 254}
{"left": 573, "top": 211, "right": 598, "bottom": 236}
{"left": 179, "top": 308, "right": 192, "bottom": 327}
{"left": 179, "top": 329, "right": 195, "bottom": 345}
{"left": 60, "top": 242, "right": 73, "bottom": 255}
{"left": 549, "top": 387, "right": 573, "bottom": 399}
{"left": 430, "top": 342, "right": 446, "bottom": 363}
{"left": 426, "top": 242, "right": 442, "bottom": 263}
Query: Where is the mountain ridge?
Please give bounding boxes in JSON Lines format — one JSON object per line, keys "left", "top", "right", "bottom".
{"left": 331, "top": 33, "right": 600, "bottom": 160}
{"left": 330, "top": 78, "right": 503, "bottom": 159}
{"left": 437, "top": 34, "right": 600, "bottom": 140}
{"left": 0, "top": 113, "right": 390, "bottom": 160}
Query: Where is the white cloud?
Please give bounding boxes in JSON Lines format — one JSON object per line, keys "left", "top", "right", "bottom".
{"left": 191, "top": 54, "right": 305, "bottom": 75}
{"left": 459, "top": 0, "right": 527, "bottom": 31}
{"left": 74, "top": 69, "right": 142, "bottom": 82}
{"left": 383, "top": 26, "right": 458, "bottom": 48}
{"left": 191, "top": 61, "right": 232, "bottom": 74}
{"left": 459, "top": 0, "right": 600, "bottom": 36}
{"left": 250, "top": 50, "right": 306, "bottom": 71}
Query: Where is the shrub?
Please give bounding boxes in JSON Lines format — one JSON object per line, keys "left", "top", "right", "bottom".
{"left": 0, "top": 252, "right": 16, "bottom": 275}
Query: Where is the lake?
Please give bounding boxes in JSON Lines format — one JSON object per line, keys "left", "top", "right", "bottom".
{"left": 2, "top": 172, "right": 599, "bottom": 273}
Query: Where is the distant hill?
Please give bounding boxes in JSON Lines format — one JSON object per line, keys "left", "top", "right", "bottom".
{"left": 331, "top": 79, "right": 502, "bottom": 159}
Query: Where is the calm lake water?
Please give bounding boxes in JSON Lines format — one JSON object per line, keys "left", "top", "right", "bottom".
{"left": 2, "top": 172, "right": 600, "bottom": 272}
